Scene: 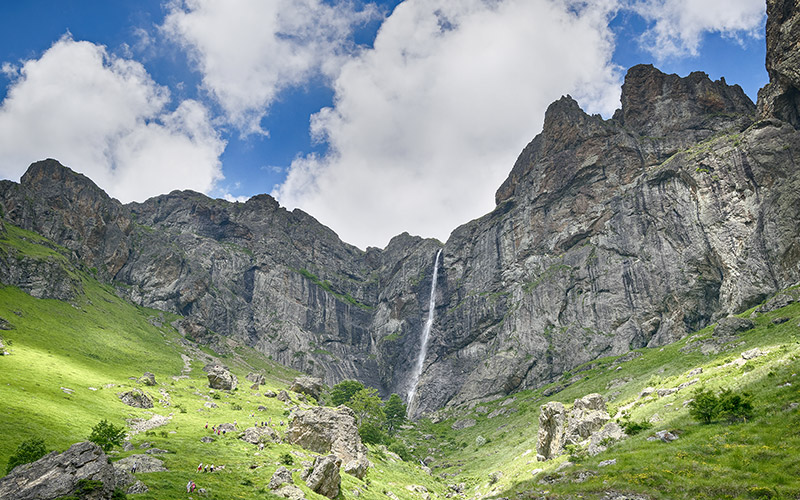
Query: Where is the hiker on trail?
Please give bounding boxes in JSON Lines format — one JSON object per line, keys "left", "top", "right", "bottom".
{"left": 186, "top": 480, "right": 192, "bottom": 493}
{"left": 131, "top": 462, "right": 137, "bottom": 474}
{"left": 197, "top": 463, "right": 202, "bottom": 473}
{"left": 191, "top": 482, "right": 197, "bottom": 493}
{"left": 234, "top": 419, "right": 238, "bottom": 428}
{"left": 205, "top": 422, "right": 208, "bottom": 429}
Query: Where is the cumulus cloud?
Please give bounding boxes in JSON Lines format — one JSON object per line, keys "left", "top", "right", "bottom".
{"left": 274, "top": 0, "right": 623, "bottom": 249}
{"left": 0, "top": 35, "right": 225, "bottom": 203}
{"left": 161, "top": 0, "right": 380, "bottom": 135}
{"left": 631, "top": 0, "right": 765, "bottom": 59}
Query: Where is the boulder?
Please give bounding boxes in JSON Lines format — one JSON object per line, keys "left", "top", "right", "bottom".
{"left": 114, "top": 454, "right": 167, "bottom": 473}
{"left": 451, "top": 418, "right": 476, "bottom": 430}
{"left": 139, "top": 372, "right": 157, "bottom": 386}
{"left": 290, "top": 376, "right": 325, "bottom": 400}
{"left": 587, "top": 422, "right": 626, "bottom": 456}
{"left": 246, "top": 372, "right": 266, "bottom": 385}
{"left": 0, "top": 442, "right": 115, "bottom": 500}
{"left": 742, "top": 348, "right": 766, "bottom": 360}
{"left": 277, "top": 390, "right": 291, "bottom": 402}
{"left": 344, "top": 458, "right": 369, "bottom": 479}
{"left": 118, "top": 389, "right": 153, "bottom": 409}
{"left": 265, "top": 390, "right": 278, "bottom": 398}
{"left": 112, "top": 463, "right": 148, "bottom": 495}
{"left": 713, "top": 317, "right": 754, "bottom": 337}
{"left": 305, "top": 454, "right": 342, "bottom": 499}
{"left": 251, "top": 383, "right": 260, "bottom": 390}
{"left": 270, "top": 466, "right": 306, "bottom": 500}
{"left": 286, "top": 405, "right": 369, "bottom": 478}
{"left": 207, "top": 365, "right": 237, "bottom": 390}
{"left": 240, "top": 426, "right": 279, "bottom": 444}
{"left": 564, "top": 394, "right": 610, "bottom": 446}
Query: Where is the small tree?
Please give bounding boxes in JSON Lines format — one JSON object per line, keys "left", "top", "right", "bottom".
{"left": 330, "top": 380, "right": 365, "bottom": 406}
{"left": 688, "top": 388, "right": 719, "bottom": 424}
{"left": 347, "top": 387, "right": 385, "bottom": 426}
{"left": 6, "top": 437, "right": 47, "bottom": 474}
{"left": 88, "top": 419, "right": 126, "bottom": 452}
{"left": 383, "top": 393, "right": 407, "bottom": 435}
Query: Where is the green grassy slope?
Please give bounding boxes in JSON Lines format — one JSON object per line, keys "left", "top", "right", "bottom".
{"left": 0, "top": 223, "right": 441, "bottom": 500}
{"left": 399, "top": 296, "right": 800, "bottom": 499}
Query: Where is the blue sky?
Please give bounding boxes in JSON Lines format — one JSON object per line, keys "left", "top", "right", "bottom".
{"left": 0, "top": 0, "right": 767, "bottom": 249}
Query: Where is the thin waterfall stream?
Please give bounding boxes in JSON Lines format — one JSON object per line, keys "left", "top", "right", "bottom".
{"left": 406, "top": 248, "right": 443, "bottom": 410}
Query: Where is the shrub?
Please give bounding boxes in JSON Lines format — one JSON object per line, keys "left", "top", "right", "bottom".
{"left": 387, "top": 441, "right": 412, "bottom": 461}
{"left": 688, "top": 387, "right": 754, "bottom": 424}
{"left": 280, "top": 452, "right": 294, "bottom": 465}
{"left": 88, "top": 419, "right": 126, "bottom": 452}
{"left": 717, "top": 389, "right": 754, "bottom": 423}
{"left": 619, "top": 415, "right": 653, "bottom": 435}
{"left": 359, "top": 422, "right": 388, "bottom": 445}
{"left": 5, "top": 437, "right": 47, "bottom": 474}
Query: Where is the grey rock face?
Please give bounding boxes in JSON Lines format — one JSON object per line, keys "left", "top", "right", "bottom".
{"left": 0, "top": 441, "right": 115, "bottom": 500}
{"left": 758, "top": 0, "right": 800, "bottom": 128}
{"left": 305, "top": 454, "right": 342, "bottom": 499}
{"left": 246, "top": 372, "right": 266, "bottom": 385}
{"left": 286, "top": 405, "right": 368, "bottom": 476}
{"left": 114, "top": 454, "right": 167, "bottom": 473}
{"left": 118, "top": 389, "right": 153, "bottom": 409}
{"left": 537, "top": 394, "right": 622, "bottom": 461}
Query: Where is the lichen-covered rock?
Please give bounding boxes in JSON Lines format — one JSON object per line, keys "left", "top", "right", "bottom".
{"left": 0, "top": 441, "right": 115, "bottom": 500}
{"left": 277, "top": 390, "right": 291, "bottom": 402}
{"left": 451, "top": 418, "right": 476, "bottom": 430}
{"left": 537, "top": 402, "right": 567, "bottom": 461}
{"left": 713, "top": 317, "right": 755, "bottom": 337}
{"left": 290, "top": 376, "right": 325, "bottom": 400}
{"left": 139, "top": 372, "right": 157, "bottom": 386}
{"left": 118, "top": 389, "right": 153, "bottom": 409}
{"left": 305, "top": 454, "right": 342, "bottom": 499}
{"left": 114, "top": 454, "right": 167, "bottom": 473}
{"left": 270, "top": 466, "right": 306, "bottom": 500}
{"left": 587, "top": 422, "right": 626, "bottom": 456}
{"left": 286, "top": 406, "right": 368, "bottom": 478}
{"left": 564, "top": 394, "right": 611, "bottom": 446}
{"left": 240, "top": 426, "right": 279, "bottom": 444}
{"left": 207, "top": 365, "right": 237, "bottom": 390}
{"left": 246, "top": 372, "right": 266, "bottom": 385}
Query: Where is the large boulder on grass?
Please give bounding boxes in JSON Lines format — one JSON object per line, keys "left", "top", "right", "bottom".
{"left": 290, "top": 376, "right": 325, "bottom": 400}
{"left": 286, "top": 405, "right": 369, "bottom": 478}
{"left": 0, "top": 442, "right": 116, "bottom": 500}
{"left": 118, "top": 389, "right": 153, "bottom": 409}
{"left": 207, "top": 365, "right": 237, "bottom": 390}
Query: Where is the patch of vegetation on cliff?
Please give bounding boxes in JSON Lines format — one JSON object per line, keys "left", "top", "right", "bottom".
{"left": 293, "top": 267, "right": 374, "bottom": 310}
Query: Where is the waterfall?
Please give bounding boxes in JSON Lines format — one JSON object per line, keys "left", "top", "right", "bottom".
{"left": 406, "top": 248, "right": 443, "bottom": 410}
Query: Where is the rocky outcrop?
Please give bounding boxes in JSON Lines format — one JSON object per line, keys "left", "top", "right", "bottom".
{"left": 536, "top": 402, "right": 567, "bottom": 461}
{"left": 290, "top": 376, "right": 325, "bottom": 400}
{"left": 0, "top": 441, "right": 116, "bottom": 500}
{"left": 537, "top": 394, "right": 624, "bottom": 461}
{"left": 713, "top": 317, "right": 755, "bottom": 337}
{"left": 207, "top": 365, "right": 237, "bottom": 390}
{"left": 286, "top": 406, "right": 369, "bottom": 478}
{"left": 758, "top": 0, "right": 800, "bottom": 128}
{"left": 305, "top": 454, "right": 342, "bottom": 499}
{"left": 118, "top": 389, "right": 153, "bottom": 409}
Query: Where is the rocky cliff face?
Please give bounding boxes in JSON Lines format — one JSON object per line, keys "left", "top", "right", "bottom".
{"left": 1, "top": 1, "right": 798, "bottom": 417}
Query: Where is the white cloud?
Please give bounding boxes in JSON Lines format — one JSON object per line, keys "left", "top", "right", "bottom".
{"left": 0, "top": 35, "right": 225, "bottom": 202}
{"left": 274, "top": 0, "right": 623, "bottom": 249}
{"left": 161, "top": 0, "right": 379, "bottom": 135}
{"left": 631, "top": 0, "right": 765, "bottom": 59}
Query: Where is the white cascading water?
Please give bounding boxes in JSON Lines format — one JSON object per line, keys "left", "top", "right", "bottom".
{"left": 406, "top": 249, "right": 443, "bottom": 410}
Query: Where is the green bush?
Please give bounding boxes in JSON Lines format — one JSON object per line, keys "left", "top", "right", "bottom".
{"left": 88, "top": 419, "right": 126, "bottom": 452}
{"left": 619, "top": 415, "right": 653, "bottom": 435}
{"left": 5, "top": 437, "right": 47, "bottom": 474}
{"left": 387, "top": 441, "right": 412, "bottom": 461}
{"left": 689, "top": 387, "right": 754, "bottom": 424}
{"left": 359, "top": 422, "right": 388, "bottom": 445}
{"left": 280, "top": 452, "right": 294, "bottom": 465}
